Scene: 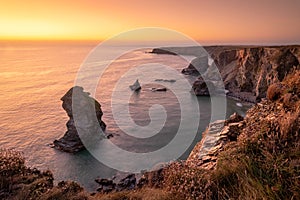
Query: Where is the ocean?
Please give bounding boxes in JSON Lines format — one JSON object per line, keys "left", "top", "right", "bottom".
{"left": 0, "top": 41, "right": 249, "bottom": 191}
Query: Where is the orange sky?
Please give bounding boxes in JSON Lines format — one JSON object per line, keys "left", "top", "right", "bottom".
{"left": 0, "top": 0, "right": 299, "bottom": 44}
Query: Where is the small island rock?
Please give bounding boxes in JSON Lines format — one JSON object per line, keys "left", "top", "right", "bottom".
{"left": 53, "top": 86, "right": 106, "bottom": 153}
{"left": 129, "top": 79, "right": 141, "bottom": 91}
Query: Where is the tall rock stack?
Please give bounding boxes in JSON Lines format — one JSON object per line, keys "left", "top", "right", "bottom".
{"left": 53, "top": 86, "right": 106, "bottom": 153}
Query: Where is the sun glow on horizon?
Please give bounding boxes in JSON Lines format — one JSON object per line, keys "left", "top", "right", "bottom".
{"left": 1, "top": 0, "right": 299, "bottom": 44}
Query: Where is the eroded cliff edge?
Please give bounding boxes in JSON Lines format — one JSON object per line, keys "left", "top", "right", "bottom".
{"left": 162, "top": 69, "right": 300, "bottom": 199}
{"left": 2, "top": 70, "right": 298, "bottom": 199}
{"left": 152, "top": 45, "right": 300, "bottom": 102}
{"left": 206, "top": 45, "right": 300, "bottom": 102}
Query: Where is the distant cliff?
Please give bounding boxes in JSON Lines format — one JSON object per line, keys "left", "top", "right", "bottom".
{"left": 152, "top": 45, "right": 300, "bottom": 102}
{"left": 206, "top": 45, "right": 300, "bottom": 101}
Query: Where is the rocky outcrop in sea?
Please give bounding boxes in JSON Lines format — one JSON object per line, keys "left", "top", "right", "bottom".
{"left": 53, "top": 86, "right": 106, "bottom": 153}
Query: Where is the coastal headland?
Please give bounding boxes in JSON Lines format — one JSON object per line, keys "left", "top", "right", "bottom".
{"left": 1, "top": 45, "right": 299, "bottom": 200}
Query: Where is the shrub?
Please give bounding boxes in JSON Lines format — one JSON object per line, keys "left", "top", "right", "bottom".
{"left": 267, "top": 83, "right": 283, "bottom": 101}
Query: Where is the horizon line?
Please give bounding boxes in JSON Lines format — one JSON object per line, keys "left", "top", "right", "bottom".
{"left": 0, "top": 39, "right": 299, "bottom": 46}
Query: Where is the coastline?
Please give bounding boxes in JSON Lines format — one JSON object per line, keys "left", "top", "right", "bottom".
{"left": 1, "top": 44, "right": 299, "bottom": 199}
{"left": 151, "top": 45, "right": 300, "bottom": 103}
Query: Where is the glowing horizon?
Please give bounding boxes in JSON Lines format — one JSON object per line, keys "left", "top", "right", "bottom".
{"left": 1, "top": 0, "right": 299, "bottom": 44}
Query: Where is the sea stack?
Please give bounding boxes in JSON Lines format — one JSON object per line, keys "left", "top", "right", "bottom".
{"left": 53, "top": 86, "right": 106, "bottom": 153}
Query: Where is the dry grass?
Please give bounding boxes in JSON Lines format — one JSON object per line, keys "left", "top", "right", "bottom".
{"left": 162, "top": 70, "right": 300, "bottom": 200}
{"left": 94, "top": 188, "right": 181, "bottom": 200}
{"left": 0, "top": 149, "right": 91, "bottom": 200}
{"left": 38, "top": 181, "right": 90, "bottom": 200}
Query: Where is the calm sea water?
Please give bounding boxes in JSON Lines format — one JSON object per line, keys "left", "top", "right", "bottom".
{"left": 0, "top": 41, "right": 248, "bottom": 191}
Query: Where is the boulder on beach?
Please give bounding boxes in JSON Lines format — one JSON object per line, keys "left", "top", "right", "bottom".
{"left": 129, "top": 79, "right": 141, "bottom": 91}
{"left": 53, "top": 86, "right": 106, "bottom": 153}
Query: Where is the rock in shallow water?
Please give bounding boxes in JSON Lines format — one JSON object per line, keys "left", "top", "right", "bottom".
{"left": 53, "top": 86, "right": 106, "bottom": 153}
{"left": 129, "top": 79, "right": 141, "bottom": 91}
{"left": 154, "top": 79, "right": 176, "bottom": 83}
{"left": 151, "top": 87, "right": 167, "bottom": 92}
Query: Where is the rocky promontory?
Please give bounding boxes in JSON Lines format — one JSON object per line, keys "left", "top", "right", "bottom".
{"left": 206, "top": 45, "right": 300, "bottom": 102}
{"left": 2, "top": 47, "right": 300, "bottom": 200}
{"left": 53, "top": 86, "right": 106, "bottom": 153}
{"left": 152, "top": 45, "right": 300, "bottom": 102}
{"left": 162, "top": 69, "right": 300, "bottom": 199}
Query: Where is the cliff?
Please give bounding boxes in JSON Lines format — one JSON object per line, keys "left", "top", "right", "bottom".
{"left": 2, "top": 46, "right": 299, "bottom": 200}
{"left": 152, "top": 45, "right": 300, "bottom": 102}
{"left": 95, "top": 50, "right": 300, "bottom": 199}
{"left": 163, "top": 70, "right": 300, "bottom": 199}
{"left": 206, "top": 45, "right": 300, "bottom": 102}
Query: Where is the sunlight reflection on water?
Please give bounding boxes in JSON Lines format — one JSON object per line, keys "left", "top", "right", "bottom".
{"left": 0, "top": 42, "right": 248, "bottom": 191}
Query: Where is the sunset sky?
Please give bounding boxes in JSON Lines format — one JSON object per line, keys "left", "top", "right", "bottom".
{"left": 1, "top": 0, "right": 299, "bottom": 44}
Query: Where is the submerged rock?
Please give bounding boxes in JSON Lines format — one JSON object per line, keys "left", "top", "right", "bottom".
{"left": 53, "top": 86, "right": 106, "bottom": 153}
{"left": 129, "top": 79, "right": 141, "bottom": 91}
{"left": 151, "top": 87, "right": 167, "bottom": 92}
{"left": 154, "top": 79, "right": 176, "bottom": 83}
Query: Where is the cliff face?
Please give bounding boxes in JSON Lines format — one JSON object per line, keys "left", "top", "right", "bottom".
{"left": 152, "top": 45, "right": 300, "bottom": 101}
{"left": 163, "top": 70, "right": 300, "bottom": 199}
{"left": 207, "top": 46, "right": 300, "bottom": 101}
{"left": 186, "top": 113, "right": 244, "bottom": 170}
